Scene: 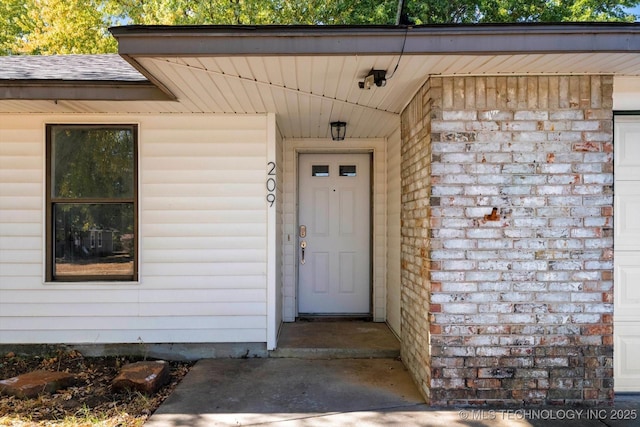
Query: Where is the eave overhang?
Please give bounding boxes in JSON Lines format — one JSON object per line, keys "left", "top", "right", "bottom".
{"left": 110, "top": 23, "right": 640, "bottom": 57}
{"left": 0, "top": 80, "right": 173, "bottom": 101}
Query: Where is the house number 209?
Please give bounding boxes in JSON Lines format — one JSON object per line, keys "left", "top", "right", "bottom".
{"left": 266, "top": 162, "right": 276, "bottom": 207}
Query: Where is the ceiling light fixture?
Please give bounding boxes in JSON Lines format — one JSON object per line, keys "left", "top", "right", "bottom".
{"left": 330, "top": 121, "right": 347, "bottom": 141}
{"left": 358, "top": 70, "right": 387, "bottom": 89}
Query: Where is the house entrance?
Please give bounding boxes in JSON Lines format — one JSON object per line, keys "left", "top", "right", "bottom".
{"left": 297, "top": 153, "right": 371, "bottom": 314}
{"left": 614, "top": 115, "right": 640, "bottom": 392}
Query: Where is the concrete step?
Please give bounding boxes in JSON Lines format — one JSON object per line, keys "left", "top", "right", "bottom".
{"left": 269, "top": 347, "right": 400, "bottom": 359}
{"left": 269, "top": 321, "right": 401, "bottom": 359}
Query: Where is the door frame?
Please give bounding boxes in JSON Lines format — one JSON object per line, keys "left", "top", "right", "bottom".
{"left": 296, "top": 152, "right": 373, "bottom": 316}
{"left": 281, "top": 139, "right": 388, "bottom": 322}
{"left": 613, "top": 113, "right": 640, "bottom": 392}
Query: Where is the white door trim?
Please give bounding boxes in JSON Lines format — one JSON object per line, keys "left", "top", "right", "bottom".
{"left": 281, "top": 139, "right": 387, "bottom": 322}
{"left": 297, "top": 153, "right": 372, "bottom": 314}
{"left": 614, "top": 114, "right": 640, "bottom": 392}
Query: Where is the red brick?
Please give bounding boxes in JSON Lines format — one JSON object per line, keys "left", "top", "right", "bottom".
{"left": 0, "top": 370, "right": 76, "bottom": 399}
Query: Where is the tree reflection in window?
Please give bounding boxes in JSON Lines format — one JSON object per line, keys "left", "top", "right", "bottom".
{"left": 48, "top": 125, "right": 137, "bottom": 281}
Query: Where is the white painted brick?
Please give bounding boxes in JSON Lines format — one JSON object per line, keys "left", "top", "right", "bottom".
{"left": 444, "top": 303, "right": 478, "bottom": 314}
{"left": 432, "top": 229, "right": 466, "bottom": 239}
{"left": 466, "top": 121, "right": 500, "bottom": 131}
{"left": 478, "top": 282, "right": 512, "bottom": 291}
{"left": 432, "top": 186, "right": 464, "bottom": 196}
{"left": 432, "top": 121, "right": 465, "bottom": 132}
{"left": 583, "top": 303, "right": 613, "bottom": 313}
{"left": 465, "top": 271, "right": 501, "bottom": 281}
{"left": 440, "top": 153, "right": 476, "bottom": 163}
{"left": 442, "top": 260, "right": 476, "bottom": 270}
{"left": 479, "top": 153, "right": 513, "bottom": 163}
{"left": 537, "top": 271, "right": 571, "bottom": 281}
{"left": 570, "top": 121, "right": 602, "bottom": 131}
{"left": 548, "top": 196, "right": 582, "bottom": 206}
{"left": 583, "top": 174, "right": 613, "bottom": 184}
{"left": 514, "top": 110, "right": 549, "bottom": 120}
{"left": 478, "top": 239, "right": 512, "bottom": 249}
{"left": 442, "top": 110, "right": 478, "bottom": 120}
{"left": 570, "top": 314, "right": 601, "bottom": 323}
{"left": 441, "top": 282, "right": 479, "bottom": 292}
{"left": 538, "top": 163, "right": 573, "bottom": 173}
{"left": 583, "top": 132, "right": 612, "bottom": 142}
{"left": 442, "top": 239, "right": 477, "bottom": 249}
{"left": 479, "top": 110, "right": 513, "bottom": 120}
{"left": 536, "top": 185, "right": 570, "bottom": 195}
{"left": 514, "top": 175, "right": 547, "bottom": 185}
{"left": 499, "top": 314, "right": 536, "bottom": 323}
{"left": 478, "top": 174, "right": 513, "bottom": 185}
{"left": 547, "top": 131, "right": 582, "bottom": 142}
{"left": 480, "top": 303, "right": 513, "bottom": 313}
{"left": 502, "top": 163, "right": 536, "bottom": 174}
{"left": 477, "top": 260, "right": 512, "bottom": 270}
{"left": 512, "top": 132, "right": 547, "bottom": 142}
{"left": 584, "top": 238, "right": 613, "bottom": 249}
{"left": 465, "top": 163, "right": 502, "bottom": 174}
{"left": 583, "top": 196, "right": 612, "bottom": 206}
{"left": 550, "top": 110, "right": 584, "bottom": 120}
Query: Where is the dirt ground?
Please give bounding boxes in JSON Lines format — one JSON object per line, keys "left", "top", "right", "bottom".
{"left": 0, "top": 350, "right": 193, "bottom": 427}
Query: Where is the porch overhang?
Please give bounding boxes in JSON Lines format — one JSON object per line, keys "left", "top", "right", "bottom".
{"left": 110, "top": 23, "right": 640, "bottom": 56}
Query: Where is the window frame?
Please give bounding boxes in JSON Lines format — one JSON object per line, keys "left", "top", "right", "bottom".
{"left": 45, "top": 124, "right": 139, "bottom": 282}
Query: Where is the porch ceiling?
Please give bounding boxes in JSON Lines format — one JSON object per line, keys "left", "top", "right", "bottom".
{"left": 130, "top": 52, "right": 640, "bottom": 139}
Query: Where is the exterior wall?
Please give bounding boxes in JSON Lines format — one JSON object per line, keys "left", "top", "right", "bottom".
{"left": 0, "top": 113, "right": 273, "bottom": 345}
{"left": 400, "top": 80, "right": 434, "bottom": 400}
{"left": 386, "top": 126, "right": 402, "bottom": 336}
{"left": 401, "top": 75, "right": 614, "bottom": 405}
{"left": 281, "top": 138, "right": 388, "bottom": 322}
{"left": 266, "top": 114, "right": 282, "bottom": 349}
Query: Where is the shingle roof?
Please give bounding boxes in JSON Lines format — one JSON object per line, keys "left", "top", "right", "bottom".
{"left": 0, "top": 54, "right": 146, "bottom": 82}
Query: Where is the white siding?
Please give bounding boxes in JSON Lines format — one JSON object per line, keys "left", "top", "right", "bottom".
{"left": 386, "top": 127, "right": 402, "bottom": 336}
{"left": 0, "top": 113, "right": 271, "bottom": 344}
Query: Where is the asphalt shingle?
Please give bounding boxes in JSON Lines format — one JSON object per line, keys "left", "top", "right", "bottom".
{"left": 0, "top": 54, "right": 147, "bottom": 82}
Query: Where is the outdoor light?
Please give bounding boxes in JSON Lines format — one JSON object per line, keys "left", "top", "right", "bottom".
{"left": 330, "top": 121, "right": 347, "bottom": 141}
{"left": 358, "top": 70, "right": 387, "bottom": 89}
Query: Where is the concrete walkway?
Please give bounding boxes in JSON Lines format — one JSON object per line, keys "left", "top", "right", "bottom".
{"left": 145, "top": 322, "right": 640, "bottom": 426}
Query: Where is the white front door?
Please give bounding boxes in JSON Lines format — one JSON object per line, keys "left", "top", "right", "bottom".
{"left": 298, "top": 153, "right": 371, "bottom": 314}
{"left": 614, "top": 115, "right": 640, "bottom": 392}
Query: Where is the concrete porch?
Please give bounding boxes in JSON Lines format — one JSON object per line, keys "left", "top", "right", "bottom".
{"left": 270, "top": 321, "right": 401, "bottom": 359}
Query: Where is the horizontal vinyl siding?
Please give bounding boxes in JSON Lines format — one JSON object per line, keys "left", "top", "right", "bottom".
{"left": 0, "top": 121, "right": 43, "bottom": 295}
{"left": 0, "top": 114, "right": 270, "bottom": 344}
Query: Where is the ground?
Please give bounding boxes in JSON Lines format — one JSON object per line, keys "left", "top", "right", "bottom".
{"left": 0, "top": 350, "right": 193, "bottom": 427}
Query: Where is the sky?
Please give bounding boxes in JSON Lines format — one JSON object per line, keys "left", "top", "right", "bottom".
{"left": 626, "top": 5, "right": 640, "bottom": 21}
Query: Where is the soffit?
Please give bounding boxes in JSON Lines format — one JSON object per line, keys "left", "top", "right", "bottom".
{"left": 127, "top": 52, "right": 640, "bottom": 139}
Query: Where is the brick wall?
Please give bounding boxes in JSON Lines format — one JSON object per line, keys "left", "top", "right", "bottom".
{"left": 400, "top": 79, "right": 433, "bottom": 400}
{"left": 400, "top": 75, "right": 614, "bottom": 406}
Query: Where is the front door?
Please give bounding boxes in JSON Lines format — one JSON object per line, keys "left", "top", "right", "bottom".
{"left": 614, "top": 115, "right": 640, "bottom": 392}
{"left": 298, "top": 153, "right": 371, "bottom": 314}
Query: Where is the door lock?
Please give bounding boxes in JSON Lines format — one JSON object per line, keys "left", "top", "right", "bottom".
{"left": 300, "top": 240, "right": 307, "bottom": 264}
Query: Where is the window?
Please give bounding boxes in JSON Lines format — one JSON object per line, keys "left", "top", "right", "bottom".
{"left": 339, "top": 165, "right": 357, "bottom": 177}
{"left": 312, "top": 165, "right": 329, "bottom": 177}
{"left": 46, "top": 125, "right": 137, "bottom": 281}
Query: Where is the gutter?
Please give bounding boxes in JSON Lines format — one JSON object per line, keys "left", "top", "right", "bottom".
{"left": 109, "top": 23, "right": 640, "bottom": 57}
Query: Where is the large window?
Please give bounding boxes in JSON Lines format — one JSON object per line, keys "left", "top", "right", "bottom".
{"left": 46, "top": 125, "right": 137, "bottom": 281}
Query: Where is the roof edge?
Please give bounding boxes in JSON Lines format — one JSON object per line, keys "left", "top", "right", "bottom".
{"left": 110, "top": 23, "right": 640, "bottom": 56}
{"left": 0, "top": 80, "right": 175, "bottom": 101}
